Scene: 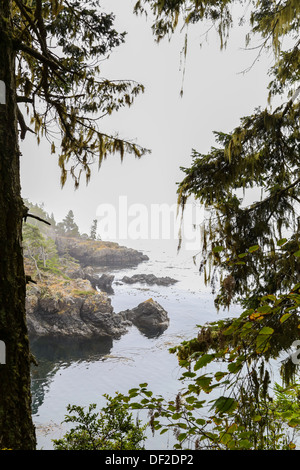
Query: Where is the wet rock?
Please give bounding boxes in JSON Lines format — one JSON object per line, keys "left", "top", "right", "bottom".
{"left": 96, "top": 273, "right": 115, "bottom": 294}
{"left": 64, "top": 262, "right": 115, "bottom": 294}
{"left": 120, "top": 298, "right": 169, "bottom": 338}
{"left": 121, "top": 273, "right": 178, "bottom": 286}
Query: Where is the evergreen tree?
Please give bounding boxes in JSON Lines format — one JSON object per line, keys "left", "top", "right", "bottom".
{"left": 0, "top": 0, "right": 148, "bottom": 449}
{"left": 57, "top": 210, "right": 80, "bottom": 237}
{"left": 135, "top": 0, "right": 300, "bottom": 314}
{"left": 23, "top": 223, "right": 60, "bottom": 277}
{"left": 90, "top": 219, "right": 98, "bottom": 240}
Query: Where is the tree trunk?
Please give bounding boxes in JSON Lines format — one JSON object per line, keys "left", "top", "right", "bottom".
{"left": 0, "top": 1, "right": 36, "bottom": 450}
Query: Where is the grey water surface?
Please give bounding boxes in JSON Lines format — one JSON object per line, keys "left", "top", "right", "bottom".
{"left": 30, "top": 243, "right": 236, "bottom": 449}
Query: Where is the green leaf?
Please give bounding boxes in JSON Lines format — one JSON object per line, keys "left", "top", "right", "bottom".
{"left": 293, "top": 250, "right": 300, "bottom": 257}
{"left": 177, "top": 422, "right": 188, "bottom": 429}
{"left": 194, "top": 354, "right": 215, "bottom": 371}
{"left": 223, "top": 323, "right": 237, "bottom": 335}
{"left": 288, "top": 417, "right": 300, "bottom": 428}
{"left": 195, "top": 375, "right": 213, "bottom": 391}
{"left": 259, "top": 326, "right": 274, "bottom": 335}
{"left": 239, "top": 439, "right": 252, "bottom": 449}
{"left": 130, "top": 402, "right": 142, "bottom": 409}
{"left": 213, "top": 417, "right": 223, "bottom": 425}
{"left": 213, "top": 396, "right": 238, "bottom": 414}
{"left": 256, "top": 305, "right": 272, "bottom": 314}
{"left": 160, "top": 428, "right": 168, "bottom": 435}
{"left": 253, "top": 415, "right": 262, "bottom": 422}
{"left": 177, "top": 432, "right": 187, "bottom": 442}
{"left": 181, "top": 371, "right": 197, "bottom": 378}
{"left": 185, "top": 396, "right": 196, "bottom": 404}
{"left": 140, "top": 398, "right": 150, "bottom": 404}
{"left": 212, "top": 245, "right": 224, "bottom": 253}
{"left": 256, "top": 327, "right": 274, "bottom": 352}
{"left": 228, "top": 361, "right": 243, "bottom": 373}
{"left": 261, "top": 294, "right": 277, "bottom": 302}
{"left": 248, "top": 245, "right": 260, "bottom": 253}
{"left": 277, "top": 238, "right": 287, "bottom": 246}
{"left": 280, "top": 313, "right": 292, "bottom": 323}
{"left": 215, "top": 371, "right": 228, "bottom": 382}
{"left": 196, "top": 418, "right": 206, "bottom": 426}
{"left": 240, "top": 321, "right": 253, "bottom": 338}
{"left": 221, "top": 432, "right": 232, "bottom": 445}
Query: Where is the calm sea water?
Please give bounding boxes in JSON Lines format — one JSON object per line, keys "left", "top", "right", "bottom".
{"left": 30, "top": 239, "right": 238, "bottom": 449}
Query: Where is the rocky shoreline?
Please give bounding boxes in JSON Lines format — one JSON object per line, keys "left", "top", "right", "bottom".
{"left": 26, "top": 236, "right": 171, "bottom": 341}
{"left": 55, "top": 236, "right": 149, "bottom": 267}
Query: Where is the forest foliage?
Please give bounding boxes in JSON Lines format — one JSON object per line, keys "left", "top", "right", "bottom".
{"left": 22, "top": 200, "right": 95, "bottom": 279}
{"left": 52, "top": 394, "right": 147, "bottom": 450}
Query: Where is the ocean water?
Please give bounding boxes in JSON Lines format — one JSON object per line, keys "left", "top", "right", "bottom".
{"left": 30, "top": 239, "right": 239, "bottom": 450}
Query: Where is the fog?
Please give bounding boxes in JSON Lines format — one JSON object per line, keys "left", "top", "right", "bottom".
{"left": 20, "top": 0, "right": 271, "bottom": 245}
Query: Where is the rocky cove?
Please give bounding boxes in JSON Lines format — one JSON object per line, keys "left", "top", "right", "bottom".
{"left": 28, "top": 236, "right": 225, "bottom": 450}
{"left": 26, "top": 236, "right": 173, "bottom": 342}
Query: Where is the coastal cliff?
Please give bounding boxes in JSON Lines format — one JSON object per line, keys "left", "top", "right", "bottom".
{"left": 23, "top": 202, "right": 168, "bottom": 341}
{"left": 25, "top": 236, "right": 168, "bottom": 340}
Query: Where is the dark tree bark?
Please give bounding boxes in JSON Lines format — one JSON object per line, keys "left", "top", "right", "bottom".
{"left": 0, "top": 0, "right": 36, "bottom": 449}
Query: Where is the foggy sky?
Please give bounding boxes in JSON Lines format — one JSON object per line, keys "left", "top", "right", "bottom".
{"left": 20, "top": 0, "right": 272, "bottom": 239}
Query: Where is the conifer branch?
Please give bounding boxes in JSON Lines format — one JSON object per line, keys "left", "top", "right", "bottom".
{"left": 13, "top": 40, "right": 60, "bottom": 70}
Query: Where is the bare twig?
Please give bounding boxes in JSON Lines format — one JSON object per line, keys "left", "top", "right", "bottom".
{"left": 24, "top": 213, "right": 51, "bottom": 226}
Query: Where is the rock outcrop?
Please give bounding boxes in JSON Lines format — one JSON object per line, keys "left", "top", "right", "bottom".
{"left": 55, "top": 236, "right": 149, "bottom": 268}
{"left": 26, "top": 277, "right": 130, "bottom": 339}
{"left": 120, "top": 298, "right": 169, "bottom": 337}
{"left": 65, "top": 262, "right": 115, "bottom": 294}
{"left": 95, "top": 274, "right": 115, "bottom": 294}
{"left": 26, "top": 275, "right": 169, "bottom": 340}
{"left": 121, "top": 273, "right": 178, "bottom": 286}
{"left": 25, "top": 236, "right": 170, "bottom": 340}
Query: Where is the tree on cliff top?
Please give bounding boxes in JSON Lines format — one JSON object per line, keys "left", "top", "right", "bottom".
{"left": 0, "top": 0, "right": 148, "bottom": 450}
{"left": 56, "top": 209, "right": 80, "bottom": 237}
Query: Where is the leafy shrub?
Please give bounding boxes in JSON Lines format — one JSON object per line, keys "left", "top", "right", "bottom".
{"left": 53, "top": 393, "right": 147, "bottom": 450}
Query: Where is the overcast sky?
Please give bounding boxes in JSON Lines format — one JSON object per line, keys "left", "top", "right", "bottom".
{"left": 20, "top": 0, "right": 272, "bottom": 244}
